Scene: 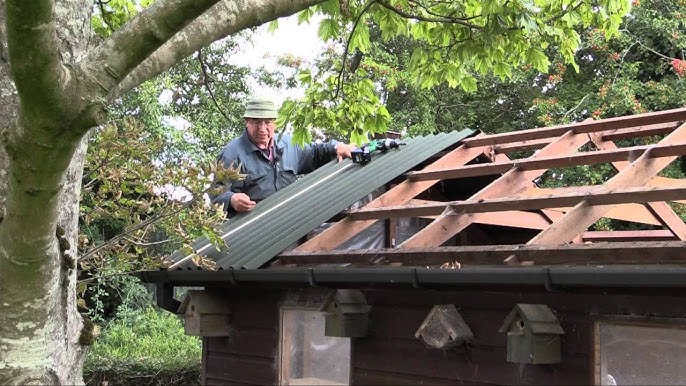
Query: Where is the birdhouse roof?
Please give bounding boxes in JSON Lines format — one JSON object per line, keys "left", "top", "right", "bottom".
{"left": 499, "top": 304, "right": 564, "bottom": 335}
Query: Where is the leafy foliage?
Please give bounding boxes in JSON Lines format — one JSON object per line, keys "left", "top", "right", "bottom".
{"left": 278, "top": 0, "right": 629, "bottom": 143}
{"left": 92, "top": 0, "right": 154, "bottom": 38}
{"left": 84, "top": 306, "right": 201, "bottom": 386}
{"left": 110, "top": 38, "right": 254, "bottom": 162}
{"left": 77, "top": 116, "right": 242, "bottom": 316}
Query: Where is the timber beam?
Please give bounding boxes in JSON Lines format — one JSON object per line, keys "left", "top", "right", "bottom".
{"left": 461, "top": 108, "right": 686, "bottom": 148}
{"left": 279, "top": 241, "right": 686, "bottom": 266}
{"left": 520, "top": 122, "right": 686, "bottom": 248}
{"left": 491, "top": 121, "right": 680, "bottom": 154}
{"left": 408, "top": 142, "right": 686, "bottom": 181}
{"left": 346, "top": 183, "right": 686, "bottom": 220}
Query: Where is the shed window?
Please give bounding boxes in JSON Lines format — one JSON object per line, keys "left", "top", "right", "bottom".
{"left": 596, "top": 321, "right": 686, "bottom": 385}
{"left": 280, "top": 309, "right": 351, "bottom": 385}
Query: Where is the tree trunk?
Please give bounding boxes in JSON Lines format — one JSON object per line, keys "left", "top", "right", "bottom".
{"left": 0, "top": 0, "right": 324, "bottom": 383}
{"left": 0, "top": 0, "right": 92, "bottom": 383}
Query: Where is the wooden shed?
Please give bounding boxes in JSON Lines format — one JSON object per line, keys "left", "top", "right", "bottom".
{"left": 141, "top": 107, "right": 686, "bottom": 385}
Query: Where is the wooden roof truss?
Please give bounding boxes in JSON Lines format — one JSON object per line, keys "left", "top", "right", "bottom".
{"left": 280, "top": 108, "right": 686, "bottom": 267}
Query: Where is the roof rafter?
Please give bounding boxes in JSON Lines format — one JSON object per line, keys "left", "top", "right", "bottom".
{"left": 399, "top": 129, "right": 592, "bottom": 247}
{"left": 279, "top": 241, "right": 686, "bottom": 266}
{"left": 408, "top": 142, "right": 686, "bottom": 181}
{"left": 461, "top": 107, "right": 686, "bottom": 147}
{"left": 520, "top": 122, "right": 686, "bottom": 250}
{"left": 293, "top": 138, "right": 488, "bottom": 252}
{"left": 491, "top": 121, "right": 680, "bottom": 154}
{"left": 589, "top": 132, "right": 686, "bottom": 240}
{"left": 347, "top": 183, "right": 686, "bottom": 220}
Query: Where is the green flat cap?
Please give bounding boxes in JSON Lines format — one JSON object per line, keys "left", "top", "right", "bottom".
{"left": 243, "top": 98, "right": 278, "bottom": 119}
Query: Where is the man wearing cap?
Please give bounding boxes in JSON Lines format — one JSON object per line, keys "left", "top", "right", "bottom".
{"left": 211, "top": 97, "right": 355, "bottom": 215}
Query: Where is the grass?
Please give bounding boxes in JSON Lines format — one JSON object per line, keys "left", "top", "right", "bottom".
{"left": 84, "top": 306, "right": 201, "bottom": 386}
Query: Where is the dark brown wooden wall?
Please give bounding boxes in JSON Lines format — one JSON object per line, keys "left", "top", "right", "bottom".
{"left": 203, "top": 289, "right": 282, "bottom": 385}
{"left": 203, "top": 286, "right": 686, "bottom": 385}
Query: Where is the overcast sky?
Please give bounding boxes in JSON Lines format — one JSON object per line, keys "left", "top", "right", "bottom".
{"left": 229, "top": 15, "right": 325, "bottom": 104}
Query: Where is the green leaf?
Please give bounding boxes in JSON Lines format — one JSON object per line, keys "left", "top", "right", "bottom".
{"left": 318, "top": 18, "right": 339, "bottom": 40}
{"left": 267, "top": 20, "right": 279, "bottom": 33}
{"left": 292, "top": 127, "right": 313, "bottom": 146}
{"left": 297, "top": 8, "right": 314, "bottom": 24}
{"left": 526, "top": 48, "right": 551, "bottom": 72}
{"left": 460, "top": 75, "right": 478, "bottom": 93}
{"left": 349, "top": 21, "right": 372, "bottom": 53}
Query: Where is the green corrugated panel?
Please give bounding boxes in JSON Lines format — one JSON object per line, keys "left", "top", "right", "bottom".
{"left": 168, "top": 129, "right": 475, "bottom": 270}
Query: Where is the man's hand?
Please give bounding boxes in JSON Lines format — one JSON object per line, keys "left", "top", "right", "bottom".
{"left": 335, "top": 143, "right": 356, "bottom": 162}
{"left": 230, "top": 193, "right": 256, "bottom": 212}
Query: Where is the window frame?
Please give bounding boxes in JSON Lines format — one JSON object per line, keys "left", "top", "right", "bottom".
{"left": 593, "top": 315, "right": 686, "bottom": 385}
{"left": 278, "top": 304, "right": 353, "bottom": 385}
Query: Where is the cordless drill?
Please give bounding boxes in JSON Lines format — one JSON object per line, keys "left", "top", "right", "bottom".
{"left": 351, "top": 138, "right": 406, "bottom": 164}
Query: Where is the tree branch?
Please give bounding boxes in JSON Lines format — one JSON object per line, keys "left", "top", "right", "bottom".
{"left": 112, "top": 0, "right": 326, "bottom": 99}
{"left": 335, "top": 0, "right": 379, "bottom": 99}
{"left": 376, "top": 0, "right": 482, "bottom": 29}
{"left": 197, "top": 48, "right": 230, "bottom": 122}
{"left": 5, "top": 0, "right": 67, "bottom": 118}
{"left": 408, "top": 0, "right": 482, "bottom": 22}
{"left": 79, "top": 0, "right": 223, "bottom": 98}
{"left": 78, "top": 193, "right": 203, "bottom": 262}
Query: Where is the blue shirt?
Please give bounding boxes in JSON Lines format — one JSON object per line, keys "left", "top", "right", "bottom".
{"left": 211, "top": 131, "right": 339, "bottom": 215}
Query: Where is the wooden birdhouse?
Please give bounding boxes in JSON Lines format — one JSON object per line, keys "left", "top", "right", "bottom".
{"left": 322, "top": 289, "right": 370, "bottom": 338}
{"left": 177, "top": 290, "right": 231, "bottom": 337}
{"left": 498, "top": 304, "right": 564, "bottom": 364}
{"left": 415, "top": 304, "right": 473, "bottom": 349}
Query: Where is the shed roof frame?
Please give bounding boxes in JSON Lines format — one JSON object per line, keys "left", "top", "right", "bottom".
{"left": 285, "top": 107, "right": 686, "bottom": 267}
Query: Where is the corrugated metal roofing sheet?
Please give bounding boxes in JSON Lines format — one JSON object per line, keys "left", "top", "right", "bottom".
{"left": 168, "top": 129, "right": 475, "bottom": 270}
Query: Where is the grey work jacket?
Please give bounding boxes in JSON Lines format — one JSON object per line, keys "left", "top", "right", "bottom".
{"left": 211, "top": 131, "right": 338, "bottom": 215}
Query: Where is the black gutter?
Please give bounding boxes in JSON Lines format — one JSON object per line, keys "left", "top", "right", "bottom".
{"left": 139, "top": 266, "right": 686, "bottom": 312}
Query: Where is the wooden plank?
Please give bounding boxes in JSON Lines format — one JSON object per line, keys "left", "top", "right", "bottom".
{"left": 279, "top": 241, "right": 686, "bottom": 266}
{"left": 353, "top": 368, "right": 476, "bottom": 386}
{"left": 540, "top": 209, "right": 582, "bottom": 243}
{"left": 353, "top": 336, "right": 589, "bottom": 385}
{"left": 644, "top": 203, "right": 686, "bottom": 239}
{"left": 206, "top": 328, "right": 277, "bottom": 358}
{"left": 409, "top": 198, "right": 664, "bottom": 227}
{"left": 600, "top": 121, "right": 680, "bottom": 141}
{"left": 545, "top": 204, "right": 663, "bottom": 226}
{"left": 525, "top": 179, "right": 686, "bottom": 205}
{"left": 590, "top": 135, "right": 686, "bottom": 240}
{"left": 461, "top": 107, "right": 686, "bottom": 147}
{"left": 582, "top": 230, "right": 676, "bottom": 242}
{"left": 293, "top": 141, "right": 486, "bottom": 252}
{"left": 475, "top": 211, "right": 551, "bottom": 230}
{"left": 400, "top": 130, "right": 592, "bottom": 248}
{"left": 407, "top": 142, "right": 686, "bottom": 181}
{"left": 491, "top": 122, "right": 680, "bottom": 154}
{"left": 492, "top": 138, "right": 553, "bottom": 154}
{"left": 205, "top": 353, "right": 275, "bottom": 385}
{"left": 647, "top": 177, "right": 686, "bottom": 204}
{"left": 347, "top": 183, "right": 686, "bottom": 220}
{"left": 523, "top": 122, "right": 686, "bottom": 247}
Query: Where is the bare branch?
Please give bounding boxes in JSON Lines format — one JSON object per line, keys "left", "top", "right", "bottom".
{"left": 197, "top": 48, "right": 230, "bottom": 122}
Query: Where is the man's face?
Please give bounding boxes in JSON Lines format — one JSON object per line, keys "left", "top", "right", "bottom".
{"left": 245, "top": 118, "right": 276, "bottom": 148}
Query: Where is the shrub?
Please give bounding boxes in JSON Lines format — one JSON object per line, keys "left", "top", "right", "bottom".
{"left": 84, "top": 306, "right": 201, "bottom": 386}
